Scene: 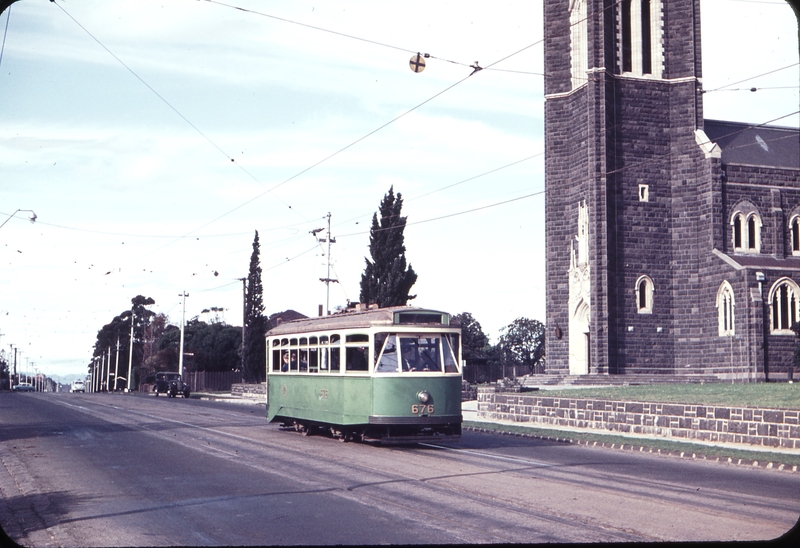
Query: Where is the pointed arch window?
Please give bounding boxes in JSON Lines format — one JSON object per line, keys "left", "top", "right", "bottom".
{"left": 635, "top": 275, "right": 654, "bottom": 314}
{"left": 716, "top": 282, "right": 735, "bottom": 336}
{"left": 619, "top": 0, "right": 663, "bottom": 77}
{"left": 790, "top": 216, "right": 800, "bottom": 256}
{"left": 569, "top": 0, "right": 588, "bottom": 90}
{"left": 769, "top": 278, "right": 800, "bottom": 333}
{"left": 731, "top": 209, "right": 761, "bottom": 253}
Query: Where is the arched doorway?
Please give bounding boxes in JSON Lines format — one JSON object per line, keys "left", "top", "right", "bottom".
{"left": 569, "top": 300, "right": 590, "bottom": 375}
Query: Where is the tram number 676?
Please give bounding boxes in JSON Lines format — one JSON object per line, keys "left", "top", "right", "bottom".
{"left": 411, "top": 404, "right": 434, "bottom": 414}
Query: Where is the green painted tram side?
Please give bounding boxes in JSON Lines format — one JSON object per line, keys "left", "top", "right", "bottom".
{"left": 266, "top": 375, "right": 462, "bottom": 427}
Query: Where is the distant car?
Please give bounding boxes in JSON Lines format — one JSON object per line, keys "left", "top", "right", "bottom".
{"left": 70, "top": 380, "right": 85, "bottom": 393}
{"left": 153, "top": 372, "right": 191, "bottom": 398}
{"left": 13, "top": 382, "right": 35, "bottom": 392}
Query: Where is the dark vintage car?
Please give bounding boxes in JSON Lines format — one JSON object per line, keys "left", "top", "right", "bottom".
{"left": 12, "top": 382, "right": 35, "bottom": 392}
{"left": 153, "top": 372, "right": 191, "bottom": 398}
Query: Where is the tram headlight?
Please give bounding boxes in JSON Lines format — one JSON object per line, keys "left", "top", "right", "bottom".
{"left": 417, "top": 390, "right": 431, "bottom": 404}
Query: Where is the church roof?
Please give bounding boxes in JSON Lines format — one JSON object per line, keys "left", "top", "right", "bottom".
{"left": 703, "top": 119, "right": 800, "bottom": 169}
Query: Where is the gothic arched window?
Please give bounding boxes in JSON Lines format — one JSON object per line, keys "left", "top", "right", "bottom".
{"left": 569, "top": 0, "right": 588, "bottom": 90}
{"left": 769, "top": 278, "right": 800, "bottom": 333}
{"left": 790, "top": 215, "right": 800, "bottom": 256}
{"left": 731, "top": 208, "right": 761, "bottom": 253}
{"left": 619, "top": 0, "right": 663, "bottom": 77}
{"left": 635, "top": 275, "right": 654, "bottom": 314}
{"left": 716, "top": 282, "right": 735, "bottom": 336}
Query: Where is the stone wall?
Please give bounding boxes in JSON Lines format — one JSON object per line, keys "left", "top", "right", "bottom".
{"left": 231, "top": 383, "right": 266, "bottom": 399}
{"left": 477, "top": 387, "right": 800, "bottom": 450}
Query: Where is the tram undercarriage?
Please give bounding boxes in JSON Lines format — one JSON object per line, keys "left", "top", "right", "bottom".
{"left": 278, "top": 418, "right": 461, "bottom": 444}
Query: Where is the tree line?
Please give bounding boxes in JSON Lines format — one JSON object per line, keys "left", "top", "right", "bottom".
{"left": 85, "top": 186, "right": 546, "bottom": 388}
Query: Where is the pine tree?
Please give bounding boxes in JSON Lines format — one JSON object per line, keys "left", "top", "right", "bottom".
{"left": 360, "top": 186, "right": 418, "bottom": 307}
{"left": 243, "top": 231, "right": 267, "bottom": 383}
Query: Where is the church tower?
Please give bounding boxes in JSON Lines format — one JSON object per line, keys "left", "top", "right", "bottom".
{"left": 545, "top": 0, "right": 714, "bottom": 376}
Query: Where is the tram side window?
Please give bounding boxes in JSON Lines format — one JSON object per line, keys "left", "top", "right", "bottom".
{"left": 299, "top": 349, "right": 308, "bottom": 372}
{"left": 330, "top": 347, "right": 341, "bottom": 372}
{"left": 442, "top": 335, "right": 459, "bottom": 373}
{"left": 329, "top": 335, "right": 341, "bottom": 372}
{"left": 346, "top": 346, "right": 369, "bottom": 371}
{"left": 272, "top": 349, "right": 281, "bottom": 372}
{"left": 271, "top": 339, "right": 281, "bottom": 372}
{"left": 308, "top": 348, "right": 319, "bottom": 373}
{"left": 375, "top": 335, "right": 399, "bottom": 373}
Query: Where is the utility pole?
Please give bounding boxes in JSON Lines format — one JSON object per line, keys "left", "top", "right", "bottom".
{"left": 238, "top": 277, "right": 246, "bottom": 374}
{"left": 127, "top": 310, "right": 135, "bottom": 392}
{"left": 8, "top": 344, "right": 16, "bottom": 390}
{"left": 178, "top": 291, "right": 189, "bottom": 377}
{"left": 105, "top": 347, "right": 111, "bottom": 392}
{"left": 114, "top": 335, "right": 120, "bottom": 392}
{"left": 312, "top": 212, "right": 338, "bottom": 315}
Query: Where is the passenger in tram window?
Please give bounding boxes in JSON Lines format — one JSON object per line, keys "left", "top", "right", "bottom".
{"left": 281, "top": 351, "right": 289, "bottom": 372}
{"left": 290, "top": 352, "right": 298, "bottom": 371}
{"left": 299, "top": 351, "right": 308, "bottom": 372}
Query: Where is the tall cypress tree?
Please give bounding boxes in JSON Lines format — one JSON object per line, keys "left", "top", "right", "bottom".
{"left": 360, "top": 186, "right": 418, "bottom": 307}
{"left": 243, "top": 231, "right": 267, "bottom": 383}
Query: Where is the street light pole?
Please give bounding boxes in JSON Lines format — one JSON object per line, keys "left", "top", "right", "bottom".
{"left": 178, "top": 291, "right": 189, "bottom": 377}
{"left": 238, "top": 278, "right": 246, "bottom": 374}
{"left": 127, "top": 310, "right": 135, "bottom": 392}
{"left": 0, "top": 209, "right": 36, "bottom": 230}
{"left": 114, "top": 335, "right": 120, "bottom": 392}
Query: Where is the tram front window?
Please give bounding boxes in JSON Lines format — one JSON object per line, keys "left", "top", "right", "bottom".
{"left": 375, "top": 334, "right": 445, "bottom": 373}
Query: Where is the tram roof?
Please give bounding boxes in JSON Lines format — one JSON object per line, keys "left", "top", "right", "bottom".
{"left": 266, "top": 306, "right": 460, "bottom": 336}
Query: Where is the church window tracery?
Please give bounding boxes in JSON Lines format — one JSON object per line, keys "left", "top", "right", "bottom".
{"left": 716, "top": 282, "right": 735, "bottom": 336}
{"left": 618, "top": 0, "right": 662, "bottom": 77}
{"left": 731, "top": 208, "right": 762, "bottom": 253}
{"left": 770, "top": 278, "right": 800, "bottom": 333}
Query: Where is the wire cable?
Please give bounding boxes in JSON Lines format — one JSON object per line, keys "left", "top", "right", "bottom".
{"left": 0, "top": 5, "right": 10, "bottom": 70}
{"left": 704, "top": 63, "right": 799, "bottom": 94}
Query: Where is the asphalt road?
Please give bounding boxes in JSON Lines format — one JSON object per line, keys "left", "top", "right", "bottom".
{"left": 1, "top": 392, "right": 798, "bottom": 546}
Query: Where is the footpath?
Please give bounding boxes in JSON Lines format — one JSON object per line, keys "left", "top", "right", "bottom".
{"left": 191, "top": 391, "right": 799, "bottom": 472}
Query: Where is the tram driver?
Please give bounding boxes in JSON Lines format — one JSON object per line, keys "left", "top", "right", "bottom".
{"left": 400, "top": 340, "right": 421, "bottom": 371}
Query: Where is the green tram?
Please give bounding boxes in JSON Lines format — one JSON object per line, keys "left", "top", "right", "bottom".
{"left": 266, "top": 306, "right": 462, "bottom": 443}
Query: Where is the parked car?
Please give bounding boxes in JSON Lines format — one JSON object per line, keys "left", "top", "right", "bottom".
{"left": 153, "top": 372, "right": 190, "bottom": 398}
{"left": 70, "top": 380, "right": 85, "bottom": 393}
{"left": 13, "top": 382, "right": 35, "bottom": 392}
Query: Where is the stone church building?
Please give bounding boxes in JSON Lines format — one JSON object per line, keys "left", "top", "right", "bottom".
{"left": 544, "top": 0, "right": 800, "bottom": 381}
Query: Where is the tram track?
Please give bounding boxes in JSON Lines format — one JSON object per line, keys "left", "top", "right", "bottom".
{"left": 50, "top": 397, "right": 647, "bottom": 541}
{"left": 45, "top": 394, "right": 799, "bottom": 543}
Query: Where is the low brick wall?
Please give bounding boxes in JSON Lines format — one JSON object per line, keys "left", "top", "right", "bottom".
{"left": 477, "top": 386, "right": 800, "bottom": 450}
{"left": 231, "top": 383, "right": 267, "bottom": 399}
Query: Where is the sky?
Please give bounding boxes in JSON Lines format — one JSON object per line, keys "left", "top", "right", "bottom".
{"left": 1, "top": 0, "right": 798, "bottom": 381}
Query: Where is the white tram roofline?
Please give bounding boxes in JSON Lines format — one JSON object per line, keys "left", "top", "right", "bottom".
{"left": 266, "top": 306, "right": 460, "bottom": 337}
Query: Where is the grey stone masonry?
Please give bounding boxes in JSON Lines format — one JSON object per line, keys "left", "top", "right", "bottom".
{"left": 477, "top": 387, "right": 800, "bottom": 450}
{"left": 231, "top": 383, "right": 267, "bottom": 399}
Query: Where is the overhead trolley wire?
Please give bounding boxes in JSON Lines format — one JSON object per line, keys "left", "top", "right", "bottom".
{"left": 201, "top": 0, "right": 538, "bottom": 74}
{"left": 703, "top": 63, "right": 800, "bottom": 94}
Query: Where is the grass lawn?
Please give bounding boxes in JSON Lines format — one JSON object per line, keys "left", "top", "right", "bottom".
{"left": 536, "top": 382, "right": 800, "bottom": 409}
